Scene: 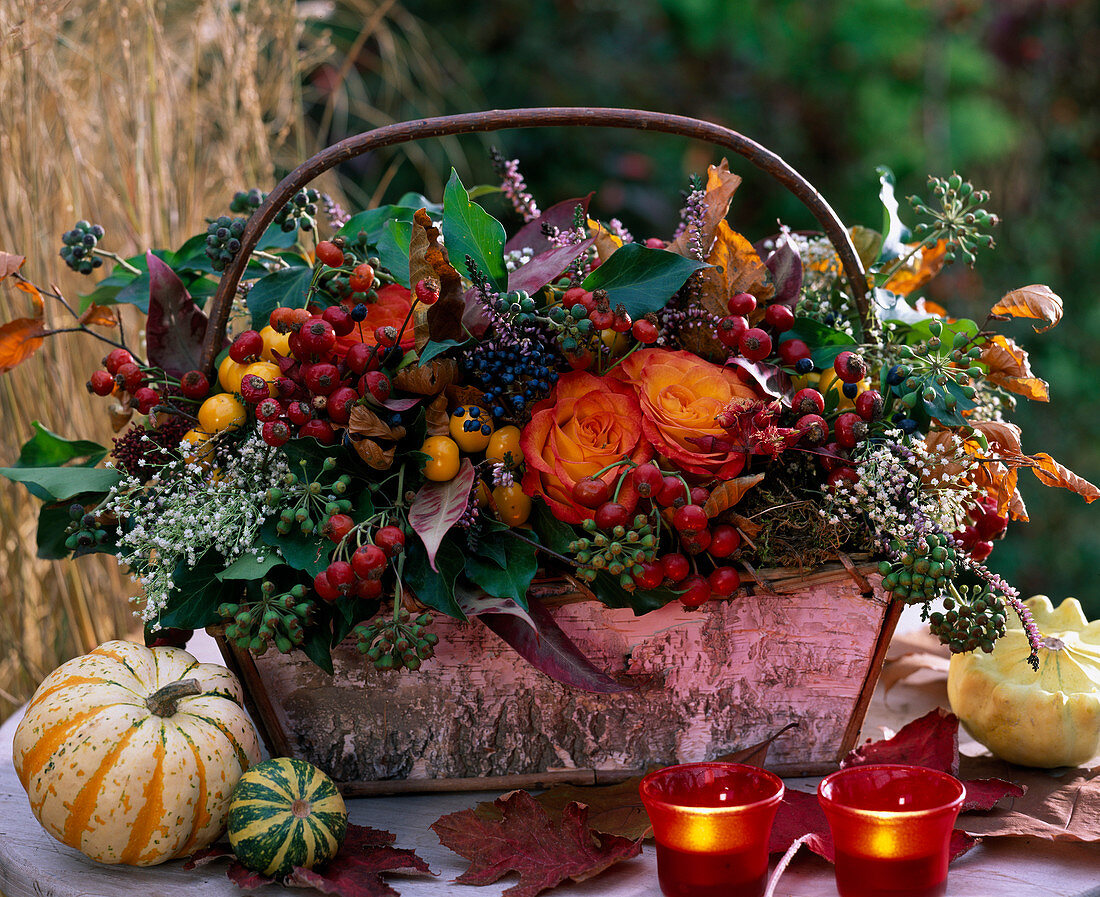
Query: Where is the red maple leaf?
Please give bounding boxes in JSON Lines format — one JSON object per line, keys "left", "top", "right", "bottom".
{"left": 432, "top": 790, "right": 642, "bottom": 897}
{"left": 184, "top": 823, "right": 431, "bottom": 897}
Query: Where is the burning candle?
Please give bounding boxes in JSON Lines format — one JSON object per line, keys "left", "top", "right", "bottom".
{"left": 817, "top": 764, "right": 966, "bottom": 897}
{"left": 639, "top": 762, "right": 784, "bottom": 897}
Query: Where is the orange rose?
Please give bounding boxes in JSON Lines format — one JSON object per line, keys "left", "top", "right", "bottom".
{"left": 520, "top": 372, "right": 652, "bottom": 524}
{"left": 614, "top": 348, "right": 763, "bottom": 478}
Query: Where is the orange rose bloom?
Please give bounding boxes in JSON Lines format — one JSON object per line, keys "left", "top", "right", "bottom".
{"left": 520, "top": 372, "right": 652, "bottom": 524}
{"left": 614, "top": 348, "right": 762, "bottom": 478}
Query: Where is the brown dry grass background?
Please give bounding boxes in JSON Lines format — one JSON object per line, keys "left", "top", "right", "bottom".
{"left": 0, "top": 0, "right": 336, "bottom": 724}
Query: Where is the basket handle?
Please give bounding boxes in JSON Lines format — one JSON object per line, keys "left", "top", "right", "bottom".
{"left": 200, "top": 107, "right": 869, "bottom": 373}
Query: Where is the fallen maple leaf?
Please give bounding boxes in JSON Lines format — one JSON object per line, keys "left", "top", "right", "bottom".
{"left": 433, "top": 790, "right": 641, "bottom": 897}
{"left": 184, "top": 823, "right": 431, "bottom": 897}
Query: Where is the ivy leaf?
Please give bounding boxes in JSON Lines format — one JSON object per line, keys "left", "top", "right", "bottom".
{"left": 505, "top": 195, "right": 592, "bottom": 255}
{"left": 507, "top": 237, "right": 596, "bottom": 295}
{"left": 259, "top": 517, "right": 327, "bottom": 577}
{"left": 478, "top": 596, "right": 629, "bottom": 693}
{"left": 337, "top": 205, "right": 420, "bottom": 244}
{"left": 145, "top": 252, "right": 214, "bottom": 377}
{"left": 408, "top": 457, "right": 477, "bottom": 570}
{"left": 13, "top": 421, "right": 107, "bottom": 469}
{"left": 216, "top": 551, "right": 283, "bottom": 582}
{"left": 0, "top": 465, "right": 121, "bottom": 501}
{"left": 464, "top": 531, "right": 538, "bottom": 603}
{"left": 442, "top": 169, "right": 507, "bottom": 291}
{"left": 581, "top": 243, "right": 708, "bottom": 317}
{"left": 418, "top": 338, "right": 468, "bottom": 366}
{"left": 404, "top": 538, "right": 465, "bottom": 619}
{"left": 432, "top": 790, "right": 641, "bottom": 897}
{"left": 787, "top": 317, "right": 857, "bottom": 367}
{"left": 246, "top": 266, "right": 313, "bottom": 330}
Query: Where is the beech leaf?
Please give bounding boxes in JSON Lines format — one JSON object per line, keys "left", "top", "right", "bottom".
{"left": 695, "top": 221, "right": 773, "bottom": 319}
{"left": 882, "top": 239, "right": 947, "bottom": 297}
{"left": 0, "top": 316, "right": 47, "bottom": 373}
{"left": 14, "top": 278, "right": 45, "bottom": 312}
{"left": 478, "top": 595, "right": 630, "bottom": 694}
{"left": 348, "top": 405, "right": 406, "bottom": 442}
{"left": 432, "top": 790, "right": 642, "bottom": 897}
{"left": 408, "top": 457, "right": 477, "bottom": 570}
{"left": 1026, "top": 452, "right": 1100, "bottom": 503}
{"left": 703, "top": 473, "right": 766, "bottom": 518}
{"left": 424, "top": 393, "right": 450, "bottom": 436}
{"left": 393, "top": 357, "right": 457, "bottom": 395}
{"left": 351, "top": 438, "right": 396, "bottom": 471}
{"left": 667, "top": 160, "right": 742, "bottom": 259}
{"left": 409, "top": 208, "right": 465, "bottom": 343}
{"left": 981, "top": 334, "right": 1049, "bottom": 402}
{"left": 78, "top": 303, "right": 118, "bottom": 328}
{"left": 145, "top": 252, "right": 213, "bottom": 376}
{"left": 990, "top": 284, "right": 1063, "bottom": 332}
{"left": 0, "top": 251, "right": 26, "bottom": 279}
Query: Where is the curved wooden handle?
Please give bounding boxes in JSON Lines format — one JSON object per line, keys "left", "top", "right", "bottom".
{"left": 199, "top": 107, "right": 868, "bottom": 372}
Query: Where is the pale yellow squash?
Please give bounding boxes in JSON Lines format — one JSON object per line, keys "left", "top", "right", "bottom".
{"left": 12, "top": 640, "right": 262, "bottom": 865}
{"left": 948, "top": 595, "right": 1100, "bottom": 767}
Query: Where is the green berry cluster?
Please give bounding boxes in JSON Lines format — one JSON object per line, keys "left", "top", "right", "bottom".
{"left": 63, "top": 503, "right": 110, "bottom": 551}
{"left": 909, "top": 174, "right": 999, "bottom": 266}
{"left": 352, "top": 607, "right": 439, "bottom": 671}
{"left": 878, "top": 532, "right": 958, "bottom": 604}
{"left": 60, "top": 221, "right": 105, "bottom": 274}
{"left": 218, "top": 581, "right": 311, "bottom": 655}
{"left": 928, "top": 585, "right": 1007, "bottom": 654}
{"left": 570, "top": 514, "right": 658, "bottom": 588}
{"left": 547, "top": 300, "right": 596, "bottom": 356}
{"left": 267, "top": 458, "right": 353, "bottom": 538}
{"left": 205, "top": 216, "right": 247, "bottom": 272}
{"left": 491, "top": 288, "right": 541, "bottom": 324}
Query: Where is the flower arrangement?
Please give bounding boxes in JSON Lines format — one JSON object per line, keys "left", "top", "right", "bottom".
{"left": 2, "top": 148, "right": 1096, "bottom": 682}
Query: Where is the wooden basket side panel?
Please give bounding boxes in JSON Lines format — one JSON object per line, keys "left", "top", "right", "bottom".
{"left": 241, "top": 569, "right": 891, "bottom": 786}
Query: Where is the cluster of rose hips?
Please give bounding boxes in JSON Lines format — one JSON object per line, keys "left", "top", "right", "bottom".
{"left": 85, "top": 347, "right": 213, "bottom": 416}
{"left": 352, "top": 606, "right": 439, "bottom": 672}
{"left": 951, "top": 494, "right": 1008, "bottom": 562}
{"left": 311, "top": 519, "right": 406, "bottom": 603}
{"left": 547, "top": 286, "right": 659, "bottom": 370}
{"left": 717, "top": 292, "right": 804, "bottom": 366}
{"left": 568, "top": 462, "right": 743, "bottom": 608}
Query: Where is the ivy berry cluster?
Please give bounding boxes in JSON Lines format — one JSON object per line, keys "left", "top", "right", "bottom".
{"left": 59, "top": 220, "right": 106, "bottom": 275}
{"left": 217, "top": 580, "right": 312, "bottom": 655}
{"left": 909, "top": 173, "right": 1000, "bottom": 266}
{"left": 352, "top": 607, "right": 439, "bottom": 671}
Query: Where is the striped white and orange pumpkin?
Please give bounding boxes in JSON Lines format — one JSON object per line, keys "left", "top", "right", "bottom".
{"left": 12, "top": 639, "right": 262, "bottom": 866}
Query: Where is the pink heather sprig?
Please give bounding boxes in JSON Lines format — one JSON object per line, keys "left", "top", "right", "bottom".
{"left": 673, "top": 188, "right": 708, "bottom": 260}
{"left": 606, "top": 218, "right": 634, "bottom": 243}
{"left": 962, "top": 559, "right": 1043, "bottom": 670}
{"left": 321, "top": 193, "right": 350, "bottom": 229}
{"left": 491, "top": 147, "right": 540, "bottom": 222}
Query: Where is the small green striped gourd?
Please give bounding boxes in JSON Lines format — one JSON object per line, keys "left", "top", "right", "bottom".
{"left": 12, "top": 640, "right": 262, "bottom": 866}
{"left": 228, "top": 758, "right": 348, "bottom": 877}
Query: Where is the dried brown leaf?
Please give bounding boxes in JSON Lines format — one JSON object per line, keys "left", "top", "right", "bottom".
{"left": 668, "top": 160, "right": 742, "bottom": 259}
{"left": 424, "top": 393, "right": 450, "bottom": 436}
{"left": 0, "top": 317, "right": 47, "bottom": 373}
{"left": 352, "top": 437, "right": 396, "bottom": 470}
{"left": 695, "top": 221, "right": 772, "bottom": 318}
{"left": 878, "top": 651, "right": 950, "bottom": 697}
{"left": 703, "top": 473, "right": 766, "bottom": 518}
{"left": 348, "top": 405, "right": 406, "bottom": 442}
{"left": 1027, "top": 452, "right": 1100, "bottom": 503}
{"left": 991, "top": 284, "right": 1063, "bottom": 332}
{"left": 982, "top": 334, "right": 1049, "bottom": 402}
{"left": 14, "top": 278, "right": 45, "bottom": 313}
{"left": 0, "top": 252, "right": 26, "bottom": 279}
{"left": 410, "top": 209, "right": 465, "bottom": 343}
{"left": 727, "top": 512, "right": 763, "bottom": 538}
{"left": 79, "top": 303, "right": 118, "bottom": 328}
{"left": 392, "top": 358, "right": 457, "bottom": 395}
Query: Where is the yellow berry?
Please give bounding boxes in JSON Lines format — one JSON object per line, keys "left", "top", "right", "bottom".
{"left": 218, "top": 355, "right": 248, "bottom": 393}
{"left": 198, "top": 393, "right": 247, "bottom": 434}
{"left": 600, "top": 328, "right": 631, "bottom": 355}
{"left": 259, "top": 325, "right": 292, "bottom": 362}
{"left": 449, "top": 406, "right": 493, "bottom": 452}
{"left": 492, "top": 483, "right": 532, "bottom": 527}
{"left": 486, "top": 425, "right": 523, "bottom": 468}
{"left": 818, "top": 369, "right": 868, "bottom": 411}
{"left": 179, "top": 428, "right": 213, "bottom": 466}
{"left": 420, "top": 435, "right": 461, "bottom": 482}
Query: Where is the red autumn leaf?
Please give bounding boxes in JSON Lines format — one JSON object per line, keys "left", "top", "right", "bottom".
{"left": 187, "top": 824, "right": 431, "bottom": 897}
{"left": 0, "top": 316, "right": 48, "bottom": 373}
{"left": 408, "top": 457, "right": 477, "bottom": 571}
{"left": 145, "top": 252, "right": 213, "bottom": 377}
{"left": 990, "top": 284, "right": 1063, "bottom": 332}
{"left": 843, "top": 707, "right": 959, "bottom": 775}
{"left": 433, "top": 790, "right": 641, "bottom": 897}
{"left": 961, "top": 778, "right": 1027, "bottom": 812}
{"left": 769, "top": 789, "right": 834, "bottom": 861}
{"left": 0, "top": 251, "right": 26, "bottom": 279}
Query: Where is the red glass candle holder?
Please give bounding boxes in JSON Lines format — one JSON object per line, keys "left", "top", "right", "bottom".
{"left": 639, "top": 762, "right": 784, "bottom": 897}
{"left": 817, "top": 764, "right": 966, "bottom": 897}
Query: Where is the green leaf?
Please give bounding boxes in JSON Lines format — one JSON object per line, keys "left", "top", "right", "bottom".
{"left": 338, "top": 205, "right": 420, "bottom": 245}
{"left": 403, "top": 538, "right": 465, "bottom": 619}
{"left": 531, "top": 500, "right": 578, "bottom": 556}
{"left": 395, "top": 192, "right": 442, "bottom": 214}
{"left": 35, "top": 495, "right": 116, "bottom": 560}
{"left": 466, "top": 184, "right": 502, "bottom": 200}
{"left": 14, "top": 421, "right": 107, "bottom": 469}
{"left": 464, "top": 534, "right": 538, "bottom": 605}
{"left": 0, "top": 466, "right": 121, "bottom": 502}
{"left": 246, "top": 266, "right": 314, "bottom": 330}
{"left": 216, "top": 551, "right": 284, "bottom": 582}
{"left": 581, "top": 243, "right": 708, "bottom": 317}
{"left": 876, "top": 165, "right": 909, "bottom": 258}
{"left": 590, "top": 571, "right": 676, "bottom": 615}
{"left": 377, "top": 219, "right": 413, "bottom": 287}
{"left": 257, "top": 222, "right": 301, "bottom": 251}
{"left": 299, "top": 625, "right": 335, "bottom": 675}
{"left": 418, "top": 338, "right": 468, "bottom": 366}
{"left": 787, "top": 317, "right": 858, "bottom": 367}
{"left": 155, "top": 553, "right": 231, "bottom": 631}
{"left": 259, "top": 517, "right": 328, "bottom": 577}
{"left": 442, "top": 169, "right": 507, "bottom": 290}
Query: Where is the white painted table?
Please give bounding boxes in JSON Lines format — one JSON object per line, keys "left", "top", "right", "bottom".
{"left": 3, "top": 628, "right": 1100, "bottom": 897}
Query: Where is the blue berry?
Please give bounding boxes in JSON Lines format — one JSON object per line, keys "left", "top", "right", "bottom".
{"left": 795, "top": 357, "right": 814, "bottom": 374}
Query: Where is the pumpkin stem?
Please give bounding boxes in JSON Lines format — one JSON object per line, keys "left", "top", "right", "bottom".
{"left": 146, "top": 678, "right": 203, "bottom": 717}
{"left": 291, "top": 799, "right": 312, "bottom": 818}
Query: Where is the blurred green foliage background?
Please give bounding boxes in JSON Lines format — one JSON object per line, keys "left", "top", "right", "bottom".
{"left": 309, "top": 0, "right": 1099, "bottom": 610}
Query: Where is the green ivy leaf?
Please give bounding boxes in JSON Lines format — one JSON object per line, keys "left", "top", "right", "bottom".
{"left": 442, "top": 169, "right": 507, "bottom": 291}
{"left": 404, "top": 537, "right": 465, "bottom": 619}
{"left": 246, "top": 266, "right": 314, "bottom": 330}
{"left": 531, "top": 500, "right": 578, "bottom": 556}
{"left": 418, "top": 338, "right": 469, "bottom": 366}
{"left": 258, "top": 518, "right": 327, "bottom": 577}
{"left": 216, "top": 551, "right": 284, "bottom": 582}
{"left": 0, "top": 465, "right": 121, "bottom": 502}
{"left": 590, "top": 571, "right": 676, "bottom": 615}
{"left": 299, "top": 625, "right": 335, "bottom": 675}
{"left": 35, "top": 495, "right": 116, "bottom": 560}
{"left": 581, "top": 244, "right": 708, "bottom": 317}
{"left": 787, "top": 317, "right": 858, "bottom": 368}
{"left": 155, "top": 552, "right": 231, "bottom": 631}
{"left": 464, "top": 534, "right": 538, "bottom": 605}
{"left": 377, "top": 219, "right": 413, "bottom": 286}
{"left": 14, "top": 421, "right": 107, "bottom": 469}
